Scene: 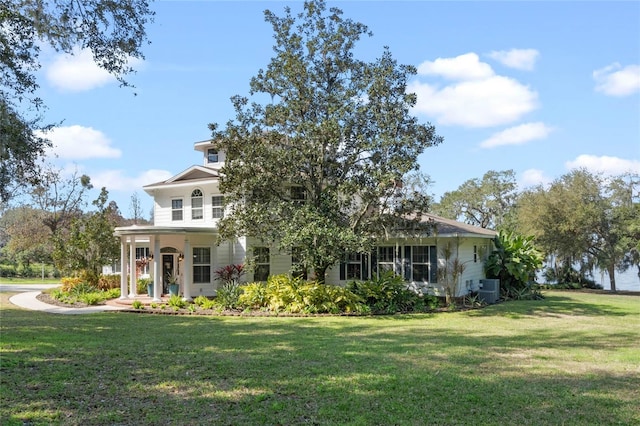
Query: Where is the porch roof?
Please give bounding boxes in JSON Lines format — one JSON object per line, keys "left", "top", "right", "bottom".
{"left": 422, "top": 213, "right": 497, "bottom": 238}
{"left": 114, "top": 225, "right": 217, "bottom": 237}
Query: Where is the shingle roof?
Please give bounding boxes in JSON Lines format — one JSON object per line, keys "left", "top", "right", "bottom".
{"left": 422, "top": 213, "right": 497, "bottom": 237}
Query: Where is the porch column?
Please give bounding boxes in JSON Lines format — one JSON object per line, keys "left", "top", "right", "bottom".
{"left": 152, "top": 236, "right": 161, "bottom": 302}
{"left": 129, "top": 236, "right": 137, "bottom": 298}
{"left": 183, "top": 238, "right": 192, "bottom": 301}
{"left": 119, "top": 236, "right": 127, "bottom": 299}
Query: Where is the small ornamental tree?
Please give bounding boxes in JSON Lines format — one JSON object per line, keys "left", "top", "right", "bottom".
{"left": 52, "top": 188, "right": 120, "bottom": 285}
{"left": 210, "top": 0, "right": 442, "bottom": 282}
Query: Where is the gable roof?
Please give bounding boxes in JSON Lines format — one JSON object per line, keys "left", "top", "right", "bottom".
{"left": 143, "top": 165, "right": 221, "bottom": 192}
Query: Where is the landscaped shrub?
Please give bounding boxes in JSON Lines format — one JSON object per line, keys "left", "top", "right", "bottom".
{"left": 79, "top": 292, "right": 101, "bottom": 305}
{"left": 167, "top": 294, "right": 186, "bottom": 310}
{"left": 69, "top": 282, "right": 98, "bottom": 296}
{"left": 195, "top": 296, "right": 216, "bottom": 310}
{"left": 264, "top": 274, "right": 306, "bottom": 312}
{"left": 347, "top": 271, "right": 431, "bottom": 314}
{"left": 61, "top": 277, "right": 84, "bottom": 292}
{"left": 236, "top": 275, "right": 367, "bottom": 314}
{"left": 137, "top": 277, "right": 151, "bottom": 294}
{"left": 49, "top": 285, "right": 119, "bottom": 305}
{"left": 98, "top": 274, "right": 121, "bottom": 291}
{"left": 301, "top": 283, "right": 366, "bottom": 314}
{"left": 0, "top": 264, "right": 17, "bottom": 277}
{"left": 238, "top": 282, "right": 269, "bottom": 309}
{"left": 216, "top": 282, "right": 243, "bottom": 309}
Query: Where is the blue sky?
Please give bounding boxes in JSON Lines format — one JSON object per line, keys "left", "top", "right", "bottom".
{"left": 35, "top": 1, "right": 640, "bottom": 218}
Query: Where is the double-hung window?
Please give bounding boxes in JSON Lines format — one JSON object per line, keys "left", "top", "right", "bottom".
{"left": 191, "top": 189, "right": 203, "bottom": 220}
{"left": 171, "top": 199, "right": 183, "bottom": 221}
{"left": 412, "top": 246, "right": 430, "bottom": 282}
{"left": 377, "top": 246, "right": 395, "bottom": 274}
{"left": 411, "top": 245, "right": 438, "bottom": 283}
{"left": 193, "top": 247, "right": 211, "bottom": 283}
{"left": 346, "top": 253, "right": 362, "bottom": 280}
{"left": 207, "top": 149, "right": 218, "bottom": 163}
{"left": 212, "top": 196, "right": 224, "bottom": 219}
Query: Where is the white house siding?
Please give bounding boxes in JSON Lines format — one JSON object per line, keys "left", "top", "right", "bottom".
{"left": 152, "top": 182, "right": 223, "bottom": 227}
{"left": 325, "top": 237, "right": 493, "bottom": 297}
{"left": 243, "top": 238, "right": 295, "bottom": 282}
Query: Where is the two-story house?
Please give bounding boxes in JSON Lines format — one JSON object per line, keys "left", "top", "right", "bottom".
{"left": 114, "top": 141, "right": 497, "bottom": 302}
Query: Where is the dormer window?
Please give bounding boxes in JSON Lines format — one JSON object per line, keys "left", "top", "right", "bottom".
{"left": 191, "top": 189, "right": 203, "bottom": 220}
{"left": 207, "top": 149, "right": 218, "bottom": 163}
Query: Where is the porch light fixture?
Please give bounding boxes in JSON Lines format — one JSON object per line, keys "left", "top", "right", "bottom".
{"left": 178, "top": 253, "right": 184, "bottom": 261}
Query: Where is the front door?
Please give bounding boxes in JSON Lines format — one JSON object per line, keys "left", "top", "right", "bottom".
{"left": 162, "top": 254, "right": 174, "bottom": 294}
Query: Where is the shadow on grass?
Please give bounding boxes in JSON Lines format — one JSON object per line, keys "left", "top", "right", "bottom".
{"left": 1, "top": 293, "right": 639, "bottom": 425}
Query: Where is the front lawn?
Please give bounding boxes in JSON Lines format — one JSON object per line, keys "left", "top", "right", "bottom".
{"left": 1, "top": 291, "right": 638, "bottom": 425}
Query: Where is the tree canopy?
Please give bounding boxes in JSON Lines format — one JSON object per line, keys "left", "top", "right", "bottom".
{"left": 210, "top": 0, "right": 442, "bottom": 282}
{"left": 515, "top": 169, "right": 639, "bottom": 291}
{"left": 0, "top": 0, "right": 154, "bottom": 202}
{"left": 433, "top": 170, "right": 518, "bottom": 230}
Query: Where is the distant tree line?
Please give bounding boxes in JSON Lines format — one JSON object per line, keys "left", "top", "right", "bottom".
{"left": 432, "top": 169, "right": 640, "bottom": 291}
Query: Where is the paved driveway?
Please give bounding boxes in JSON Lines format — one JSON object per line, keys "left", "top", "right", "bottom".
{"left": 0, "top": 284, "right": 60, "bottom": 292}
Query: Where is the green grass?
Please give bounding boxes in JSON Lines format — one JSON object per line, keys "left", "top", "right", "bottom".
{"left": 1, "top": 291, "right": 639, "bottom": 425}
{"left": 0, "top": 277, "right": 61, "bottom": 284}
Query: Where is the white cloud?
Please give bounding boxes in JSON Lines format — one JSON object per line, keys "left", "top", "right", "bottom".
{"left": 410, "top": 52, "right": 539, "bottom": 127}
{"left": 593, "top": 63, "right": 640, "bottom": 97}
{"left": 91, "top": 169, "right": 173, "bottom": 192}
{"left": 520, "top": 168, "right": 552, "bottom": 188}
{"left": 565, "top": 155, "right": 640, "bottom": 175}
{"left": 41, "top": 125, "right": 121, "bottom": 160}
{"left": 409, "top": 75, "right": 538, "bottom": 127}
{"left": 417, "top": 53, "right": 494, "bottom": 81}
{"left": 480, "top": 122, "right": 553, "bottom": 148}
{"left": 45, "top": 47, "right": 115, "bottom": 92}
{"left": 45, "top": 46, "right": 144, "bottom": 92}
{"left": 488, "top": 49, "right": 540, "bottom": 71}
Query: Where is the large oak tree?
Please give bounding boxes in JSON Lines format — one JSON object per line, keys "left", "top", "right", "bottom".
{"left": 433, "top": 170, "right": 518, "bottom": 230}
{"left": 210, "top": 0, "right": 442, "bottom": 282}
{"left": 0, "top": 0, "right": 154, "bottom": 202}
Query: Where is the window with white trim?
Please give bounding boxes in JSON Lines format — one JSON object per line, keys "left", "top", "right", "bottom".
{"left": 191, "top": 189, "right": 203, "bottom": 220}
{"left": 136, "top": 247, "right": 150, "bottom": 275}
{"left": 377, "top": 246, "right": 396, "bottom": 274}
{"left": 412, "top": 246, "right": 430, "bottom": 282}
{"left": 171, "top": 199, "right": 183, "bottom": 221}
{"left": 346, "top": 252, "right": 362, "bottom": 280}
{"left": 253, "top": 247, "right": 270, "bottom": 281}
{"left": 212, "top": 196, "right": 224, "bottom": 219}
{"left": 207, "top": 149, "right": 218, "bottom": 163}
{"left": 193, "top": 247, "right": 211, "bottom": 283}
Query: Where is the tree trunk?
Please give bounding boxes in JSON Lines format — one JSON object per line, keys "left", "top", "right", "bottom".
{"left": 608, "top": 264, "right": 617, "bottom": 292}
{"left": 314, "top": 265, "right": 328, "bottom": 285}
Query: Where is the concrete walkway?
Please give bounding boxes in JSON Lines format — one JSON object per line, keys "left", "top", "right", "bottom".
{"left": 2, "top": 284, "right": 127, "bottom": 314}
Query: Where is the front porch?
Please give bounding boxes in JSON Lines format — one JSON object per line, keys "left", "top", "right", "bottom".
{"left": 113, "top": 225, "right": 221, "bottom": 302}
